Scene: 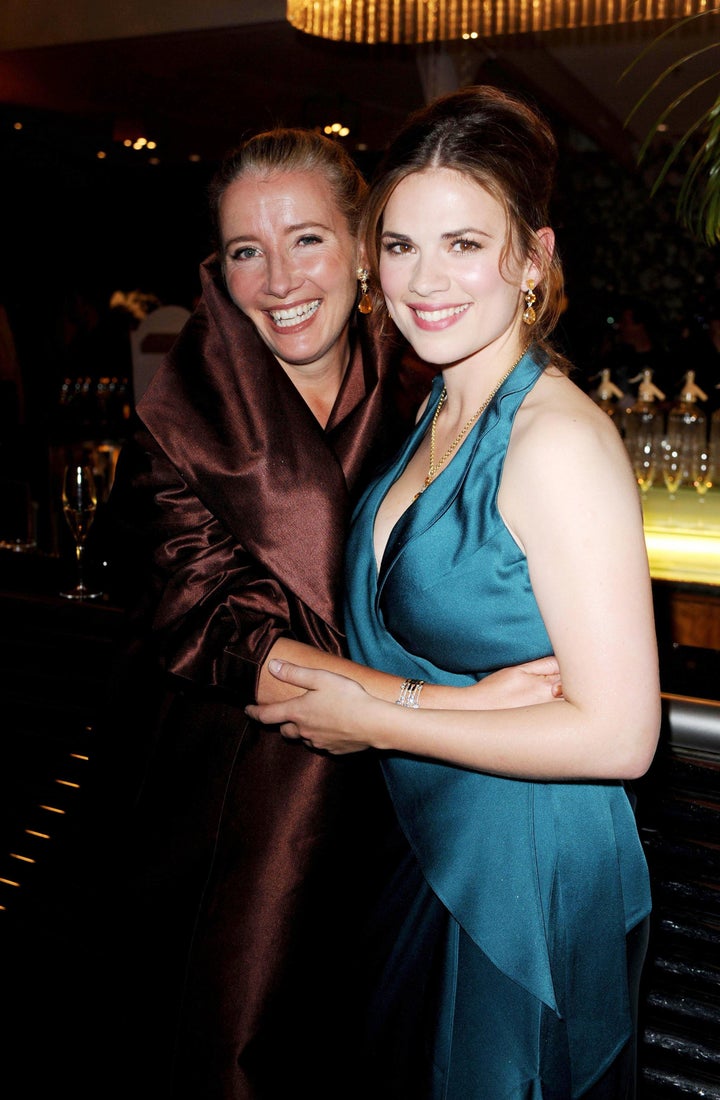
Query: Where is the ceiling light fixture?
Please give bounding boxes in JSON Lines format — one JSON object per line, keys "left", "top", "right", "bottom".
{"left": 286, "top": 0, "right": 714, "bottom": 43}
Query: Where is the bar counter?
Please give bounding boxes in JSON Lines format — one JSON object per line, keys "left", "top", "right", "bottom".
{"left": 642, "top": 486, "right": 720, "bottom": 688}
{"left": 644, "top": 485, "right": 720, "bottom": 589}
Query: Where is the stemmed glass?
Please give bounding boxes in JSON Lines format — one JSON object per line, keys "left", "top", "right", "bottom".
{"left": 628, "top": 430, "right": 658, "bottom": 511}
{"left": 661, "top": 436, "right": 683, "bottom": 504}
{"left": 691, "top": 443, "right": 715, "bottom": 522}
{"left": 60, "top": 463, "right": 103, "bottom": 600}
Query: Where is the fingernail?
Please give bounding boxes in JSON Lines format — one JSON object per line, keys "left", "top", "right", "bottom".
{"left": 269, "top": 659, "right": 283, "bottom": 674}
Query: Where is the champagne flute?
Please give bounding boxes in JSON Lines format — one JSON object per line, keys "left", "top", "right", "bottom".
{"left": 691, "top": 443, "right": 715, "bottom": 523}
{"left": 692, "top": 447, "right": 714, "bottom": 496}
{"left": 629, "top": 430, "right": 657, "bottom": 509}
{"left": 661, "top": 437, "right": 683, "bottom": 503}
{"left": 60, "top": 464, "right": 102, "bottom": 600}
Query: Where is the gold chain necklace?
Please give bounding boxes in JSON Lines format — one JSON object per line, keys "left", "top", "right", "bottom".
{"left": 415, "top": 353, "right": 523, "bottom": 500}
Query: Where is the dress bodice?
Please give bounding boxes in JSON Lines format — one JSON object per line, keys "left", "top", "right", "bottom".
{"left": 357, "top": 354, "right": 551, "bottom": 677}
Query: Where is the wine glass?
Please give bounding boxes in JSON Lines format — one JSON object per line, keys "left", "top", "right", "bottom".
{"left": 661, "top": 436, "right": 683, "bottom": 504}
{"left": 628, "top": 430, "right": 658, "bottom": 509}
{"left": 60, "top": 464, "right": 102, "bottom": 600}
{"left": 691, "top": 443, "right": 715, "bottom": 521}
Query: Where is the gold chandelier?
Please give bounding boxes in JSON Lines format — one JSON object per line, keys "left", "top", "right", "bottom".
{"left": 286, "top": 0, "right": 714, "bottom": 43}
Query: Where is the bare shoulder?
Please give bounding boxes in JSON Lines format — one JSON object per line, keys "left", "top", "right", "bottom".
{"left": 510, "top": 365, "right": 624, "bottom": 464}
{"left": 500, "top": 366, "right": 655, "bottom": 676}
{"left": 500, "top": 363, "right": 637, "bottom": 545}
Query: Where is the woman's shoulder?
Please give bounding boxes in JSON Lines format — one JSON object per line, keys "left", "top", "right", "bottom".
{"left": 502, "top": 363, "right": 639, "bottom": 544}
{"left": 519, "top": 365, "right": 619, "bottom": 445}
{"left": 505, "top": 365, "right": 633, "bottom": 509}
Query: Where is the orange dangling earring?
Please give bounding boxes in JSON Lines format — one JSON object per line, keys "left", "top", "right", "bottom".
{"left": 357, "top": 267, "right": 373, "bottom": 315}
{"left": 522, "top": 280, "right": 536, "bottom": 326}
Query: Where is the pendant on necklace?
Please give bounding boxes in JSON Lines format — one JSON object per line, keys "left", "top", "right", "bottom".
{"left": 413, "top": 473, "right": 432, "bottom": 502}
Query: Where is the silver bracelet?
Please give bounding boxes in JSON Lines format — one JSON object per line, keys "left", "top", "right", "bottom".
{"left": 395, "top": 678, "right": 425, "bottom": 708}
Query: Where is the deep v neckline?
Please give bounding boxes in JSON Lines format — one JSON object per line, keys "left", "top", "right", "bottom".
{"left": 370, "top": 352, "right": 543, "bottom": 577}
{"left": 372, "top": 376, "right": 445, "bottom": 573}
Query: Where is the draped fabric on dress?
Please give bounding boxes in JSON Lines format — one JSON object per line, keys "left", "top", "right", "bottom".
{"left": 344, "top": 350, "right": 651, "bottom": 1099}
{"left": 92, "top": 256, "right": 404, "bottom": 1100}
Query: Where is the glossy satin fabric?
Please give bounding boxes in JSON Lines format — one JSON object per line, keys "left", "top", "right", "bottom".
{"left": 344, "top": 349, "right": 652, "bottom": 1098}
{"left": 100, "top": 257, "right": 404, "bottom": 1099}
{"left": 134, "top": 256, "right": 399, "bottom": 679}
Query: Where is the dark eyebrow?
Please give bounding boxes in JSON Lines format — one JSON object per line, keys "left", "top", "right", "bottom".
{"left": 381, "top": 227, "right": 493, "bottom": 241}
{"left": 441, "top": 227, "right": 492, "bottom": 239}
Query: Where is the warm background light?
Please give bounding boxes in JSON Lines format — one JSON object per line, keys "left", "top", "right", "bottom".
{"left": 287, "top": 0, "right": 715, "bottom": 43}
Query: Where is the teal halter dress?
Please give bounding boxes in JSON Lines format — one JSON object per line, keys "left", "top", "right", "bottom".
{"left": 343, "top": 349, "right": 651, "bottom": 1098}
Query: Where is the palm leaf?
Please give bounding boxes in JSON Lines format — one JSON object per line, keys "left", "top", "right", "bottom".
{"left": 676, "top": 98, "right": 720, "bottom": 243}
{"left": 622, "top": 7, "right": 720, "bottom": 245}
{"left": 621, "top": 8, "right": 718, "bottom": 89}
{"left": 624, "top": 40, "right": 720, "bottom": 130}
{"left": 636, "top": 71, "right": 718, "bottom": 165}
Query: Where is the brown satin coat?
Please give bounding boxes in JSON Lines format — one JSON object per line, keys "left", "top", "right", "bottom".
{"left": 106, "top": 258, "right": 405, "bottom": 1099}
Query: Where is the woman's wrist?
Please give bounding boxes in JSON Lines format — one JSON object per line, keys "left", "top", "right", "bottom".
{"left": 395, "top": 678, "right": 425, "bottom": 708}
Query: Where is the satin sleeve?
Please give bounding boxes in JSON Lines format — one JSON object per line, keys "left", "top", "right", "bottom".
{"left": 106, "top": 430, "right": 340, "bottom": 701}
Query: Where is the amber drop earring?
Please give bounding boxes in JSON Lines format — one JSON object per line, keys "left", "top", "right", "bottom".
{"left": 522, "top": 280, "right": 537, "bottom": 326}
{"left": 357, "top": 268, "right": 373, "bottom": 315}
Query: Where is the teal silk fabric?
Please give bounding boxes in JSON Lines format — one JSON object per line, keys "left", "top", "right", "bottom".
{"left": 344, "top": 349, "right": 651, "bottom": 1096}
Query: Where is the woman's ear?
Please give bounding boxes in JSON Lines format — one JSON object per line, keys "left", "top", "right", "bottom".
{"left": 525, "top": 227, "right": 555, "bottom": 287}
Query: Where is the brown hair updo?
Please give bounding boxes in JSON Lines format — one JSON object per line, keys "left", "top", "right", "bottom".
{"left": 361, "top": 85, "right": 565, "bottom": 350}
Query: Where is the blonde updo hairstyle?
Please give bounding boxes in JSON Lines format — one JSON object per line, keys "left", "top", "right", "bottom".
{"left": 209, "top": 127, "right": 368, "bottom": 257}
{"left": 361, "top": 85, "right": 566, "bottom": 356}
